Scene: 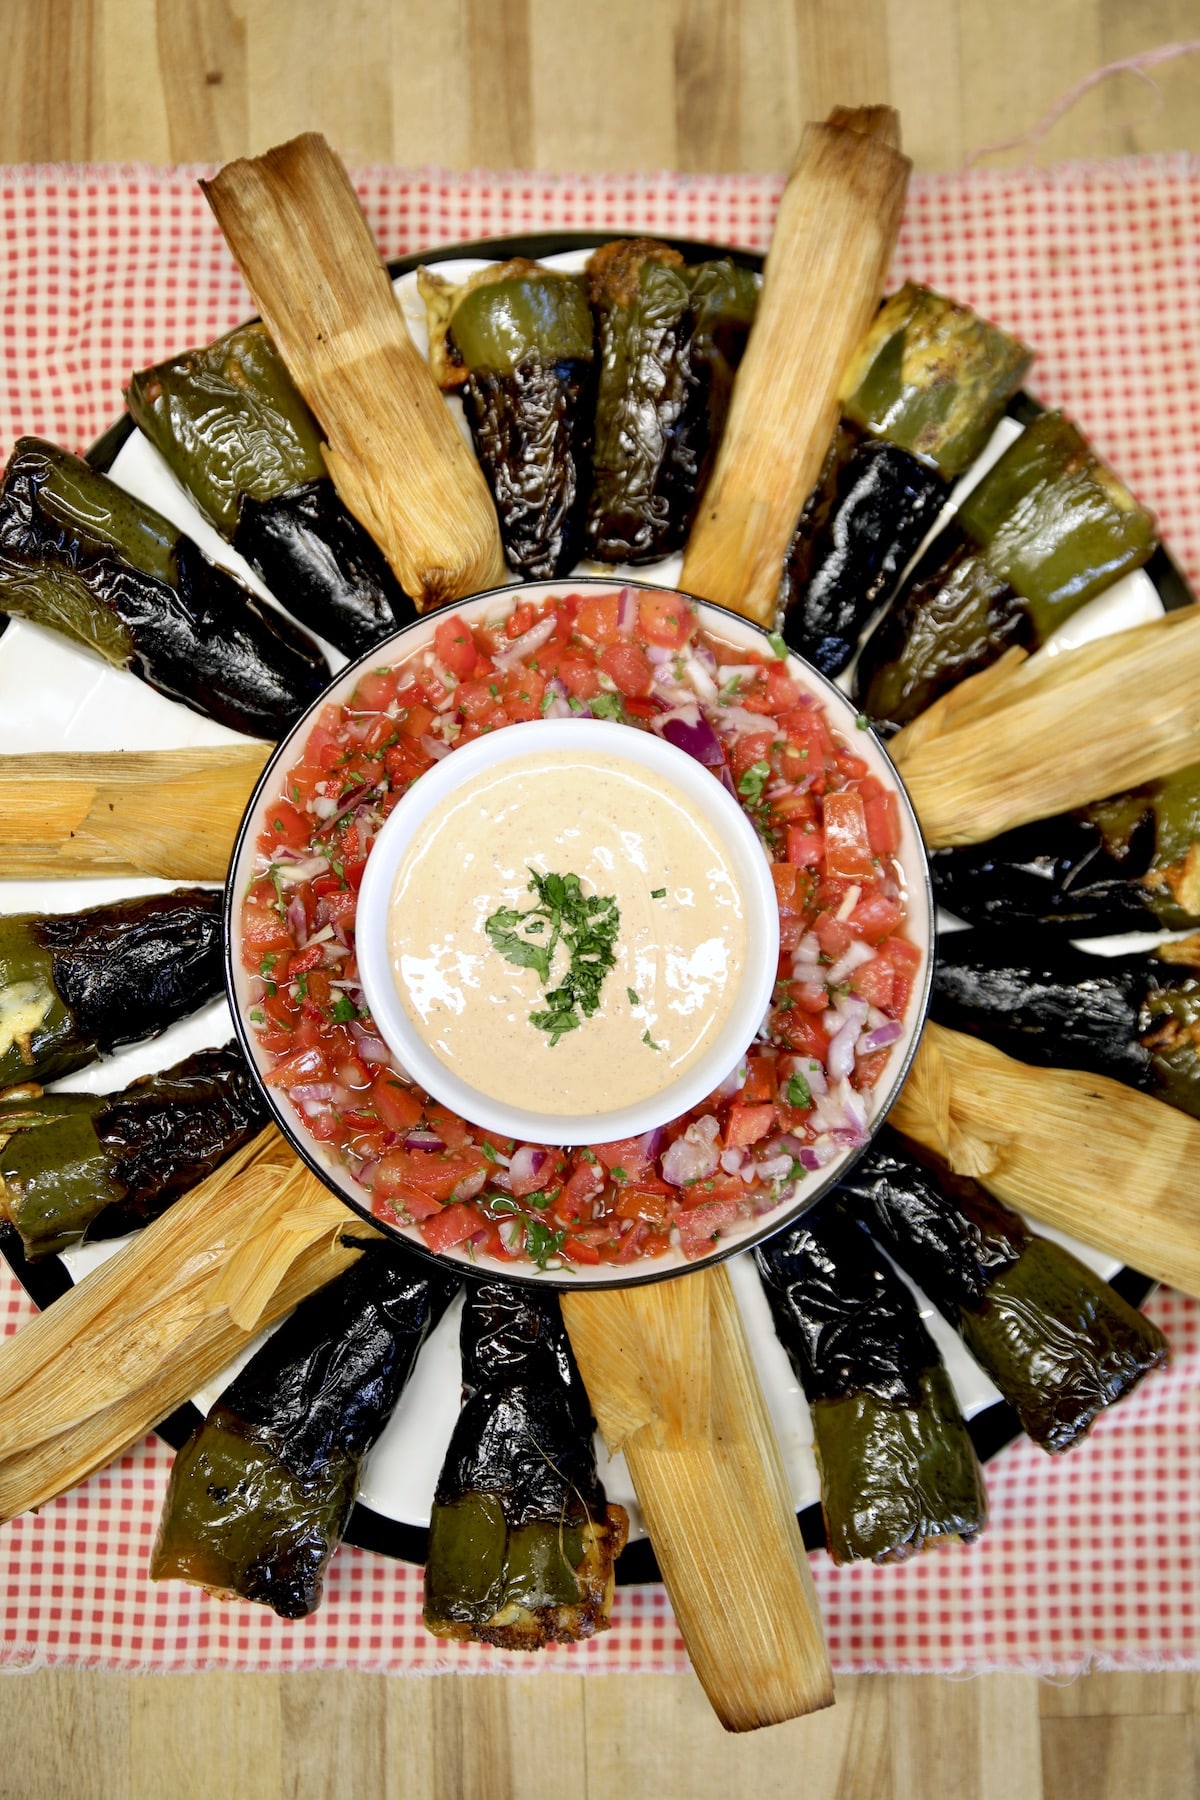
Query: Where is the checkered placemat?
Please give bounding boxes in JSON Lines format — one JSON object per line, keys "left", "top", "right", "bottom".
{"left": 1, "top": 155, "right": 1198, "bottom": 1675}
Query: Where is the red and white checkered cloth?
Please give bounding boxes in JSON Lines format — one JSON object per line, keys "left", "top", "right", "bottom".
{"left": 1, "top": 156, "right": 1198, "bottom": 1675}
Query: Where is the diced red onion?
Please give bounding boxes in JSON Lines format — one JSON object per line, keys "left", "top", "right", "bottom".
{"left": 798, "top": 1141, "right": 838, "bottom": 1171}
{"left": 276, "top": 854, "right": 331, "bottom": 885}
{"left": 420, "top": 734, "right": 452, "bottom": 762}
{"left": 756, "top": 1154, "right": 795, "bottom": 1183}
{"left": 719, "top": 1147, "right": 747, "bottom": 1174}
{"left": 680, "top": 654, "right": 718, "bottom": 702}
{"left": 859, "top": 1020, "right": 903, "bottom": 1055}
{"left": 286, "top": 894, "right": 308, "bottom": 941}
{"left": 348, "top": 1022, "right": 391, "bottom": 1065}
{"left": 290, "top": 1081, "right": 343, "bottom": 1103}
{"left": 616, "top": 586, "right": 638, "bottom": 635}
{"left": 311, "top": 795, "right": 339, "bottom": 821}
{"left": 494, "top": 615, "right": 558, "bottom": 665}
{"left": 717, "top": 704, "right": 776, "bottom": 738}
{"left": 646, "top": 643, "right": 673, "bottom": 666}
{"left": 637, "top": 1125, "right": 666, "bottom": 1163}
{"left": 657, "top": 706, "right": 726, "bottom": 767}
{"left": 355, "top": 1156, "right": 380, "bottom": 1186}
{"left": 498, "top": 1217, "right": 525, "bottom": 1254}
{"left": 661, "top": 1116, "right": 720, "bottom": 1187}
{"left": 403, "top": 1130, "right": 446, "bottom": 1152}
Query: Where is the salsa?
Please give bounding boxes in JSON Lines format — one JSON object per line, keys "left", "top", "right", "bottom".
{"left": 240, "top": 588, "right": 921, "bottom": 1270}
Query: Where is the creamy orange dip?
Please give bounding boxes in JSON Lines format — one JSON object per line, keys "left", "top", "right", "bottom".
{"left": 385, "top": 749, "right": 748, "bottom": 1115}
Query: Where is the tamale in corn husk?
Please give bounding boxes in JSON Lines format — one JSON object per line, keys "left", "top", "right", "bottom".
{"left": 0, "top": 1128, "right": 374, "bottom": 1521}
{"left": 0, "top": 745, "right": 268, "bottom": 880}
{"left": 202, "top": 134, "right": 506, "bottom": 610}
{"left": 562, "top": 1264, "right": 833, "bottom": 1732}
{"left": 890, "top": 1021, "right": 1200, "bottom": 1301}
{"left": 680, "top": 107, "right": 910, "bottom": 626}
{"left": 892, "top": 608, "right": 1200, "bottom": 848}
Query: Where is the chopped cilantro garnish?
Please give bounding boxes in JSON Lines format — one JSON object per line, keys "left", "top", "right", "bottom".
{"left": 486, "top": 869, "right": 621, "bottom": 1046}
{"left": 627, "top": 987, "right": 640, "bottom": 1005}
{"left": 767, "top": 631, "right": 788, "bottom": 660}
{"left": 642, "top": 1030, "right": 663, "bottom": 1051}
{"left": 525, "top": 1189, "right": 552, "bottom": 1210}
{"left": 589, "top": 691, "right": 627, "bottom": 723}
{"left": 738, "top": 759, "right": 772, "bottom": 803}
{"left": 481, "top": 1142, "right": 499, "bottom": 1163}
{"left": 540, "top": 691, "right": 554, "bottom": 714}
{"left": 610, "top": 1166, "right": 627, "bottom": 1181}
{"left": 330, "top": 995, "right": 357, "bottom": 1023}
{"left": 249, "top": 1007, "right": 264, "bottom": 1024}
{"left": 785, "top": 1072, "right": 812, "bottom": 1109}
{"left": 856, "top": 713, "right": 870, "bottom": 730}
{"left": 525, "top": 1219, "right": 566, "bottom": 1269}
{"left": 489, "top": 683, "right": 499, "bottom": 698}
{"left": 259, "top": 953, "right": 277, "bottom": 976}
{"left": 651, "top": 887, "right": 666, "bottom": 900}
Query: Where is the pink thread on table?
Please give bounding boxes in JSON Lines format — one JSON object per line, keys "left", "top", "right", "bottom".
{"left": 966, "top": 39, "right": 1200, "bottom": 167}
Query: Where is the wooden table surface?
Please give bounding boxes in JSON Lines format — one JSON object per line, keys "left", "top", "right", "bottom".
{"left": 3, "top": 3, "right": 1200, "bottom": 1796}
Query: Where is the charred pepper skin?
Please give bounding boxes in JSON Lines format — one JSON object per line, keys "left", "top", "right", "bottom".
{"left": 151, "top": 1243, "right": 459, "bottom": 1620}
{"left": 854, "top": 411, "right": 1157, "bottom": 731}
{"left": 0, "top": 1042, "right": 266, "bottom": 1258}
{"left": 0, "top": 438, "right": 328, "bottom": 739}
{"left": 0, "top": 888, "right": 224, "bottom": 1092}
{"left": 930, "top": 927, "right": 1200, "bottom": 1120}
{"left": 837, "top": 1131, "right": 1168, "bottom": 1453}
{"left": 128, "top": 324, "right": 415, "bottom": 658}
{"left": 424, "top": 1281, "right": 627, "bottom": 1650}
{"left": 756, "top": 1203, "right": 987, "bottom": 1565}
{"left": 931, "top": 763, "right": 1200, "bottom": 937}
{"left": 585, "top": 241, "right": 756, "bottom": 565}
{"left": 781, "top": 435, "right": 946, "bottom": 677}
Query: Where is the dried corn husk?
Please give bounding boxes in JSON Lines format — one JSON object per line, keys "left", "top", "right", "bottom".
{"left": 892, "top": 608, "right": 1200, "bottom": 847}
{"left": 563, "top": 1265, "right": 833, "bottom": 1732}
{"left": 202, "top": 134, "right": 506, "bottom": 610}
{"left": 0, "top": 1128, "right": 374, "bottom": 1520}
{"left": 0, "top": 746, "right": 268, "bottom": 879}
{"left": 892, "top": 1022, "right": 1200, "bottom": 1299}
{"left": 680, "top": 107, "right": 910, "bottom": 625}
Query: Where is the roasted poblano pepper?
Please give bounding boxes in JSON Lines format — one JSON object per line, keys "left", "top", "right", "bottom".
{"left": 932, "top": 761, "right": 1200, "bottom": 936}
{"left": 0, "top": 439, "right": 328, "bottom": 739}
{"left": 756, "top": 1204, "right": 987, "bottom": 1565}
{"left": 0, "top": 888, "right": 223, "bottom": 1092}
{"left": 838, "top": 1130, "right": 1168, "bottom": 1452}
{"left": 931, "top": 926, "right": 1200, "bottom": 1120}
{"left": 420, "top": 260, "right": 596, "bottom": 579}
{"left": 782, "top": 285, "right": 1032, "bottom": 676}
{"left": 424, "top": 1281, "right": 628, "bottom": 1649}
{"left": 0, "top": 1042, "right": 265, "bottom": 1258}
{"left": 151, "top": 1241, "right": 458, "bottom": 1619}
{"left": 127, "top": 323, "right": 416, "bottom": 657}
{"left": 855, "top": 410, "right": 1157, "bottom": 728}
{"left": 585, "top": 240, "right": 757, "bottom": 563}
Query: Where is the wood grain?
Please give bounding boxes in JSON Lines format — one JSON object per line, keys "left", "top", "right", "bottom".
{"left": 2, "top": 0, "right": 1198, "bottom": 1790}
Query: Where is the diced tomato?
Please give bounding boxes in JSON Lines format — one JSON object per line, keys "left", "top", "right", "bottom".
{"left": 592, "top": 1136, "right": 653, "bottom": 1177}
{"left": 777, "top": 705, "right": 836, "bottom": 764}
{"left": 850, "top": 955, "right": 895, "bottom": 1011}
{"left": 741, "top": 1054, "right": 777, "bottom": 1104}
{"left": 775, "top": 1009, "right": 830, "bottom": 1061}
{"left": 731, "top": 730, "right": 774, "bottom": 782}
{"left": 426, "top": 1102, "right": 470, "bottom": 1152}
{"left": 574, "top": 593, "right": 619, "bottom": 640}
{"left": 724, "top": 1103, "right": 777, "bottom": 1147}
{"left": 396, "top": 699, "right": 436, "bottom": 740}
{"left": 815, "top": 912, "right": 853, "bottom": 958}
{"left": 287, "top": 944, "right": 327, "bottom": 976}
{"left": 614, "top": 1185, "right": 670, "bottom": 1225}
{"left": 848, "top": 892, "right": 904, "bottom": 945}
{"left": 598, "top": 642, "right": 654, "bottom": 698}
{"left": 353, "top": 667, "right": 400, "bottom": 711}
{"left": 499, "top": 667, "right": 546, "bottom": 722}
{"left": 505, "top": 600, "right": 537, "bottom": 639}
{"left": 258, "top": 798, "right": 310, "bottom": 852}
{"left": 265, "top": 1045, "right": 327, "bottom": 1087}
{"left": 418, "top": 1203, "right": 481, "bottom": 1252}
{"left": 677, "top": 1202, "right": 741, "bottom": 1259}
{"left": 434, "top": 614, "right": 478, "bottom": 679}
{"left": 370, "top": 1072, "right": 423, "bottom": 1133}
{"left": 862, "top": 782, "right": 901, "bottom": 857}
{"left": 374, "top": 1147, "right": 489, "bottom": 1202}
{"left": 561, "top": 1235, "right": 603, "bottom": 1265}
{"left": 637, "top": 592, "right": 695, "bottom": 648}
{"left": 538, "top": 649, "right": 602, "bottom": 700}
{"left": 240, "top": 900, "right": 292, "bottom": 969}
{"left": 786, "top": 824, "right": 824, "bottom": 868}
{"left": 823, "top": 790, "right": 876, "bottom": 880}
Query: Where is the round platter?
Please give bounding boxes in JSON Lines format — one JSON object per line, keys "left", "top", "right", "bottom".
{"left": 0, "top": 232, "right": 1184, "bottom": 1585}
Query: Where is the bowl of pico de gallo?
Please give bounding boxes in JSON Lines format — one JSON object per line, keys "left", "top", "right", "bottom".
{"left": 225, "top": 576, "right": 934, "bottom": 1287}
